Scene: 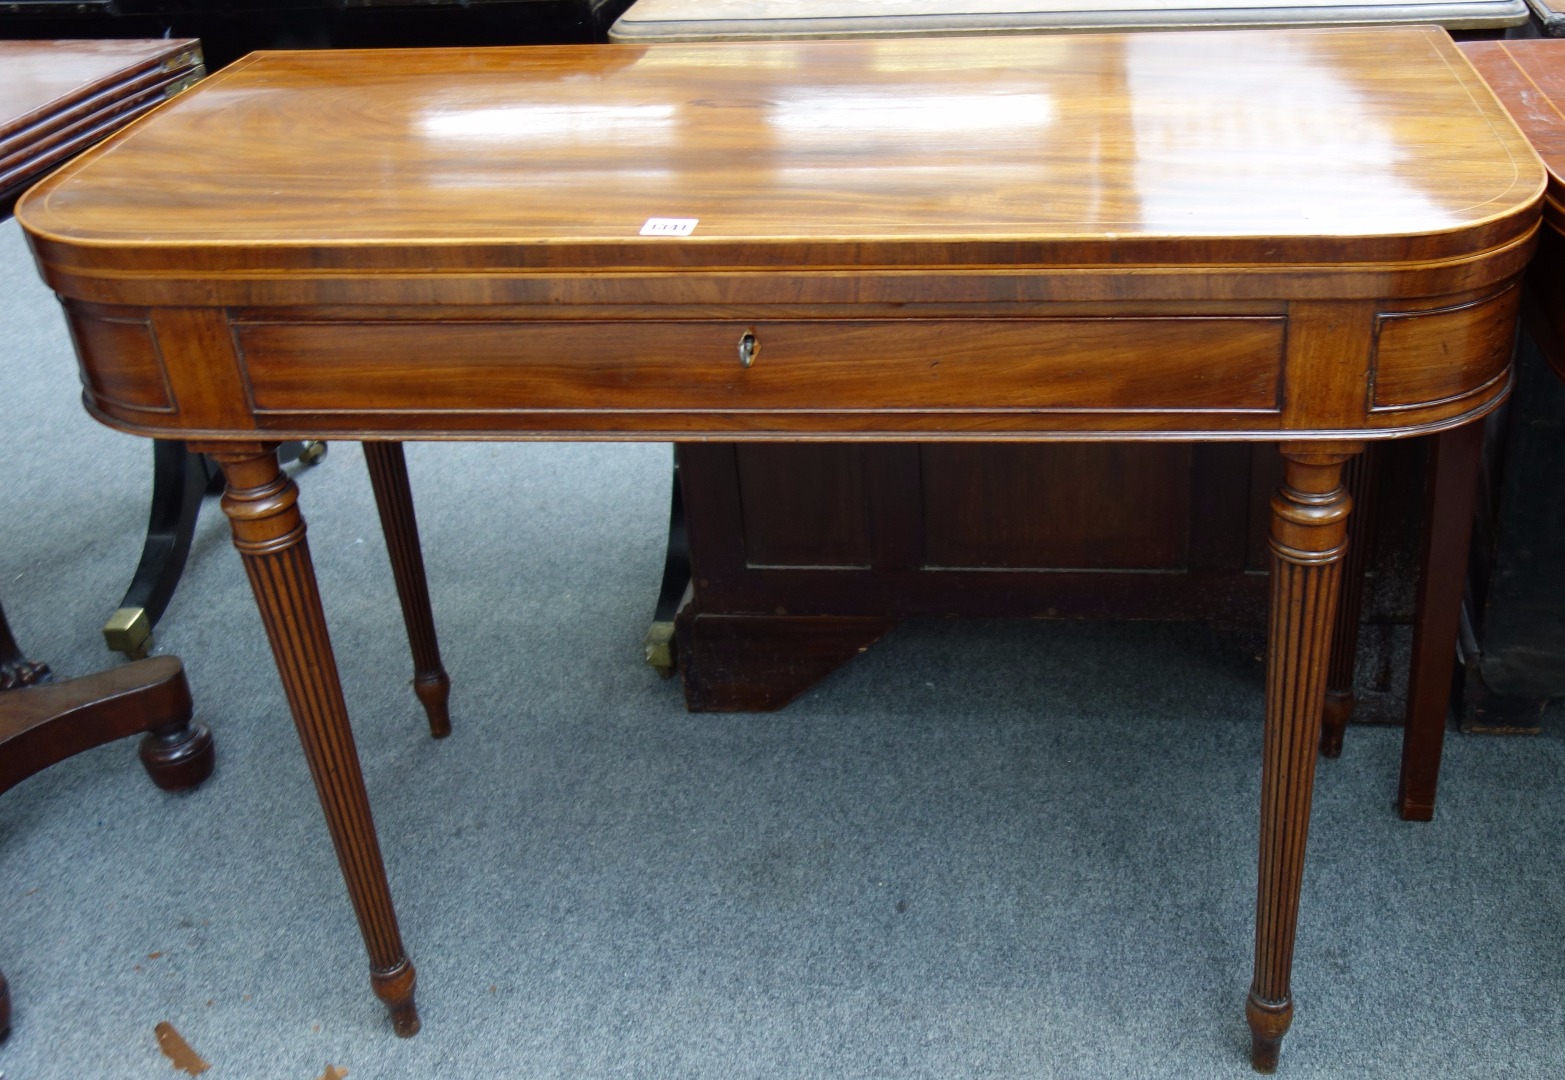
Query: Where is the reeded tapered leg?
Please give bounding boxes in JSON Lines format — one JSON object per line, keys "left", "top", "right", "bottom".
{"left": 1320, "top": 446, "right": 1380, "bottom": 758}
{"left": 363, "top": 441, "right": 451, "bottom": 739}
{"left": 204, "top": 443, "right": 419, "bottom": 1037}
{"left": 1398, "top": 422, "right": 1484, "bottom": 821}
{"left": 1248, "top": 445, "right": 1357, "bottom": 1073}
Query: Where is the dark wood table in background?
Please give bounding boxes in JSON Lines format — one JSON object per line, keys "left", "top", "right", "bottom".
{"left": 613, "top": 0, "right": 1520, "bottom": 835}
{"left": 0, "top": 36, "right": 214, "bottom": 1044}
{"left": 1464, "top": 41, "right": 1565, "bottom": 378}
{"left": 17, "top": 28, "right": 1540, "bottom": 1070}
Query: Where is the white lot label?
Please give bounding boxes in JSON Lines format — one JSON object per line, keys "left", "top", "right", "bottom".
{"left": 640, "top": 217, "right": 698, "bottom": 236}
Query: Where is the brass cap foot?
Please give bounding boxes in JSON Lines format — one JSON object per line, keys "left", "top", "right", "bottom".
{"left": 103, "top": 606, "right": 152, "bottom": 659}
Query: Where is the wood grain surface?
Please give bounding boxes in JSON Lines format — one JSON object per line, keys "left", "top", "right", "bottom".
{"left": 17, "top": 28, "right": 1545, "bottom": 444}
{"left": 0, "top": 39, "right": 200, "bottom": 146}
{"left": 1462, "top": 39, "right": 1565, "bottom": 231}
{"left": 20, "top": 29, "right": 1540, "bottom": 271}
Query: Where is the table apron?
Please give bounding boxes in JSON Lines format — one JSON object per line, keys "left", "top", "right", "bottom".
{"left": 63, "top": 287, "right": 1520, "bottom": 441}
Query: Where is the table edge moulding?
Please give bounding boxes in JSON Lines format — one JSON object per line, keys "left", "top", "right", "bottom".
{"left": 14, "top": 25, "right": 1546, "bottom": 1071}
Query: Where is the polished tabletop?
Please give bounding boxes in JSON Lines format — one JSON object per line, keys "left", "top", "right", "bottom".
{"left": 20, "top": 27, "right": 1540, "bottom": 274}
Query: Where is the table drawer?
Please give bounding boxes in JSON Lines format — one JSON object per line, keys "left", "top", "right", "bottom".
{"left": 234, "top": 317, "right": 1284, "bottom": 416}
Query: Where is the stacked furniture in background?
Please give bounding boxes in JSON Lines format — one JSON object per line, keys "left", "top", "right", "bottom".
{"left": 0, "top": 37, "right": 216, "bottom": 1043}
{"left": 609, "top": 0, "right": 1536, "bottom": 822}
{"left": 0, "top": 0, "right": 635, "bottom": 69}
{"left": 1460, "top": 40, "right": 1565, "bottom": 727}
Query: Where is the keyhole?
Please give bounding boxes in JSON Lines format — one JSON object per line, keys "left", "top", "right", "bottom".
{"left": 738, "top": 330, "right": 758, "bottom": 368}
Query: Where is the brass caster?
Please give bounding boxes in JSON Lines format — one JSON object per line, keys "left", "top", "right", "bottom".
{"left": 644, "top": 621, "right": 676, "bottom": 678}
{"left": 103, "top": 606, "right": 152, "bottom": 659}
{"left": 298, "top": 440, "right": 328, "bottom": 466}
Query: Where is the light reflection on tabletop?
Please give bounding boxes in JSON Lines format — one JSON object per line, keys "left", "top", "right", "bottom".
{"left": 24, "top": 29, "right": 1539, "bottom": 248}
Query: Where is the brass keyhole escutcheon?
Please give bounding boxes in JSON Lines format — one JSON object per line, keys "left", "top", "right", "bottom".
{"left": 738, "top": 329, "right": 759, "bottom": 368}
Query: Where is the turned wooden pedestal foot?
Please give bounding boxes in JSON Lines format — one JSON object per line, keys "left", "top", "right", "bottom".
{"left": 139, "top": 719, "right": 216, "bottom": 790}
{"left": 205, "top": 443, "right": 419, "bottom": 1036}
{"left": 1248, "top": 445, "right": 1356, "bottom": 1072}
{"left": 363, "top": 441, "right": 451, "bottom": 739}
{"left": 0, "top": 653, "right": 212, "bottom": 794}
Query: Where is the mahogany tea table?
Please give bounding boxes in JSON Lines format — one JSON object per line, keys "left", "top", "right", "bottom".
{"left": 16, "top": 27, "right": 1543, "bottom": 1069}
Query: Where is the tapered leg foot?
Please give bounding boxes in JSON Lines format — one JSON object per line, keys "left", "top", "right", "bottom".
{"left": 372, "top": 960, "right": 420, "bottom": 1037}
{"left": 412, "top": 671, "right": 451, "bottom": 740}
{"left": 139, "top": 719, "right": 215, "bottom": 791}
{"left": 1246, "top": 992, "right": 1291, "bottom": 1073}
{"left": 364, "top": 442, "right": 451, "bottom": 740}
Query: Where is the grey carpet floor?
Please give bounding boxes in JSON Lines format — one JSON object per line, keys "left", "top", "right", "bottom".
{"left": 1, "top": 215, "right": 1563, "bottom": 1079}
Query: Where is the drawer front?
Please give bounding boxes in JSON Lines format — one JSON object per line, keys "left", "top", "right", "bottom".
{"left": 234, "top": 317, "right": 1284, "bottom": 417}
{"left": 1371, "top": 285, "right": 1518, "bottom": 412}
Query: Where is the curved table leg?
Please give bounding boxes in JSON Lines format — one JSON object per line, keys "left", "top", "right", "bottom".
{"left": 363, "top": 442, "right": 450, "bottom": 739}
{"left": 1319, "top": 446, "right": 1380, "bottom": 758}
{"left": 104, "top": 441, "right": 216, "bottom": 659}
{"left": 106, "top": 441, "right": 328, "bottom": 660}
{"left": 1248, "top": 444, "right": 1356, "bottom": 1073}
{"left": 1398, "top": 422, "right": 1485, "bottom": 821}
{"left": 205, "top": 443, "right": 419, "bottom": 1037}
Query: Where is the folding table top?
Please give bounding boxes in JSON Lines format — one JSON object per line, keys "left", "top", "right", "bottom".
{"left": 0, "top": 39, "right": 201, "bottom": 210}
{"left": 609, "top": 0, "right": 1528, "bottom": 41}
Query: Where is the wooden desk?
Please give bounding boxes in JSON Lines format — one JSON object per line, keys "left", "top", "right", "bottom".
{"left": 16, "top": 28, "right": 1541, "bottom": 1070}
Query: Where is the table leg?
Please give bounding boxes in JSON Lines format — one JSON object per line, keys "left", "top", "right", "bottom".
{"left": 204, "top": 443, "right": 419, "bottom": 1037}
{"left": 1248, "top": 445, "right": 1355, "bottom": 1073}
{"left": 1319, "top": 446, "right": 1379, "bottom": 758}
{"left": 1397, "top": 422, "right": 1484, "bottom": 821}
{"left": 363, "top": 442, "right": 451, "bottom": 739}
